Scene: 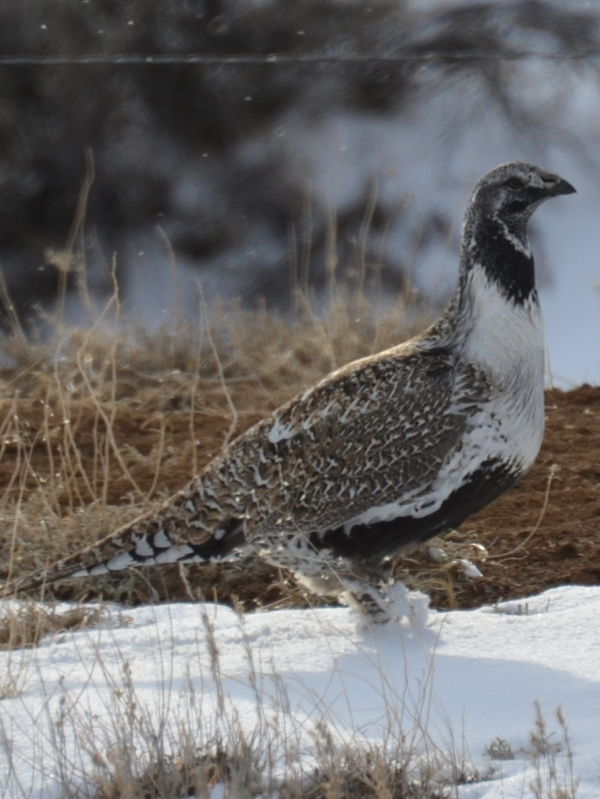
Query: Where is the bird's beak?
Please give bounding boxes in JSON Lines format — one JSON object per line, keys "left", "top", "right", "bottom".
{"left": 542, "top": 172, "right": 576, "bottom": 197}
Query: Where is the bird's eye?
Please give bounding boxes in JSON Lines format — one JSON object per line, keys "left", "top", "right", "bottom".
{"left": 506, "top": 177, "right": 524, "bottom": 190}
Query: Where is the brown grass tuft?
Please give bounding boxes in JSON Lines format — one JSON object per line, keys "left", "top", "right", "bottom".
{"left": 0, "top": 601, "right": 111, "bottom": 650}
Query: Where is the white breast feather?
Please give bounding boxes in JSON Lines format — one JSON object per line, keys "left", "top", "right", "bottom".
{"left": 463, "top": 265, "right": 545, "bottom": 470}
{"left": 343, "top": 265, "right": 545, "bottom": 535}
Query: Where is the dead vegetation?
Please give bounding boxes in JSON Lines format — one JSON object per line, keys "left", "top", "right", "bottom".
{"left": 0, "top": 601, "right": 113, "bottom": 651}
{"left": 21, "top": 603, "right": 469, "bottom": 799}
{"left": 89, "top": 747, "right": 451, "bottom": 799}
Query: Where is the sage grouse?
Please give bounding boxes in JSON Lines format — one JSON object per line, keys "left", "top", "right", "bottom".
{"left": 15, "top": 162, "right": 575, "bottom": 621}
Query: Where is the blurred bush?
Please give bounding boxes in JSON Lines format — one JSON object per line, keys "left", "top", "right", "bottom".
{"left": 0, "top": 0, "right": 596, "bottom": 322}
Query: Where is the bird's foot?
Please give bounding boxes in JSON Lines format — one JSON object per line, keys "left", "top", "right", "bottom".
{"left": 341, "top": 579, "right": 430, "bottom": 637}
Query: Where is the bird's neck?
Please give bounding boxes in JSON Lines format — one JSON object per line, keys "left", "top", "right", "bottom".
{"left": 458, "top": 214, "right": 536, "bottom": 306}
{"left": 425, "top": 214, "right": 540, "bottom": 352}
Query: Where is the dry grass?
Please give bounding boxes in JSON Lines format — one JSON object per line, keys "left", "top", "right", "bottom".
{"left": 89, "top": 745, "right": 451, "bottom": 799}
{"left": 0, "top": 601, "right": 112, "bottom": 651}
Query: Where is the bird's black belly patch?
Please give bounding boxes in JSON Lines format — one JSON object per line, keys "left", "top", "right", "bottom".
{"left": 313, "top": 458, "right": 520, "bottom": 563}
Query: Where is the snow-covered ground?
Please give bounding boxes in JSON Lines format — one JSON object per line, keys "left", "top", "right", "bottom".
{"left": 1, "top": 585, "right": 598, "bottom": 797}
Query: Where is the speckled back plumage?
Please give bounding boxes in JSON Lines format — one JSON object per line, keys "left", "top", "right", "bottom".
{"left": 12, "top": 162, "right": 576, "bottom": 622}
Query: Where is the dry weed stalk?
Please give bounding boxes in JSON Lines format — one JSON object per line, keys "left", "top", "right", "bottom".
{"left": 529, "top": 703, "right": 579, "bottom": 799}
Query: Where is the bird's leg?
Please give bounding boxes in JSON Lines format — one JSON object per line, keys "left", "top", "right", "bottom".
{"left": 292, "top": 565, "right": 394, "bottom": 622}
{"left": 338, "top": 580, "right": 395, "bottom": 623}
{"left": 340, "top": 563, "right": 430, "bottom": 633}
{"left": 279, "top": 542, "right": 397, "bottom": 621}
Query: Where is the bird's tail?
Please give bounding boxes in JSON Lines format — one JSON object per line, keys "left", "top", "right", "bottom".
{"left": 5, "top": 504, "right": 247, "bottom": 595}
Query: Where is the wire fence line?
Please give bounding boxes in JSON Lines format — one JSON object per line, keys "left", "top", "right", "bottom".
{"left": 0, "top": 50, "right": 600, "bottom": 66}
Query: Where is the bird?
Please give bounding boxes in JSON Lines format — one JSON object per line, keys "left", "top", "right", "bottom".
{"left": 12, "top": 162, "right": 575, "bottom": 621}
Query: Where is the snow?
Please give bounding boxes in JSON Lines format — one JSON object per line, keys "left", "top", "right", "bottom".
{"left": 1, "top": 585, "right": 599, "bottom": 797}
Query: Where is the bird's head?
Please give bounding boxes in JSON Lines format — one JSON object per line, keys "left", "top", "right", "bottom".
{"left": 459, "top": 162, "right": 576, "bottom": 305}
{"left": 468, "top": 162, "right": 576, "bottom": 242}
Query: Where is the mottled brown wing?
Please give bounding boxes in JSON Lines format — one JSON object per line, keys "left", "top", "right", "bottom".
{"left": 228, "top": 344, "right": 480, "bottom": 536}
{"left": 11, "top": 344, "right": 478, "bottom": 591}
